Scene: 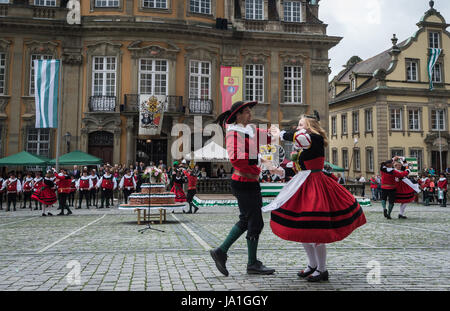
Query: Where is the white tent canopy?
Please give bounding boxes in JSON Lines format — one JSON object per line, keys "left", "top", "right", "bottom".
{"left": 184, "top": 141, "right": 229, "bottom": 162}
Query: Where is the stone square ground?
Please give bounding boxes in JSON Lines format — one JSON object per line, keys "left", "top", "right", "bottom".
{"left": 0, "top": 200, "right": 448, "bottom": 291}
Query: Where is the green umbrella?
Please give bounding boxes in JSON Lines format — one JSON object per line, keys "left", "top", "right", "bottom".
{"left": 0, "top": 151, "right": 51, "bottom": 166}
{"left": 50, "top": 150, "right": 103, "bottom": 166}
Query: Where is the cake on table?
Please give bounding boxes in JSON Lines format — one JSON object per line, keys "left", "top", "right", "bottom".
{"left": 121, "top": 183, "right": 185, "bottom": 208}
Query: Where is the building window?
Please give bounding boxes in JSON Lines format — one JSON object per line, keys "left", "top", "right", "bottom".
{"left": 139, "top": 59, "right": 168, "bottom": 95}
{"left": 331, "top": 116, "right": 337, "bottom": 136}
{"left": 0, "top": 53, "right": 5, "bottom": 95}
{"left": 0, "top": 0, "right": 9, "bottom": 4}
{"left": 354, "top": 149, "right": 360, "bottom": 171}
{"left": 431, "top": 109, "right": 445, "bottom": 131}
{"left": 34, "top": 0, "right": 56, "bottom": 6}
{"left": 406, "top": 59, "right": 418, "bottom": 81}
{"left": 341, "top": 114, "right": 347, "bottom": 134}
{"left": 92, "top": 56, "right": 117, "bottom": 96}
{"left": 283, "top": 66, "right": 302, "bottom": 104}
{"left": 142, "top": 0, "right": 167, "bottom": 8}
{"left": 30, "top": 54, "right": 53, "bottom": 96}
{"left": 189, "top": 0, "right": 211, "bottom": 14}
{"left": 351, "top": 78, "right": 356, "bottom": 91}
{"left": 244, "top": 64, "right": 264, "bottom": 102}
{"left": 366, "top": 148, "right": 374, "bottom": 172}
{"left": 342, "top": 149, "right": 348, "bottom": 169}
{"left": 245, "top": 0, "right": 263, "bottom": 20}
{"left": 332, "top": 148, "right": 338, "bottom": 165}
{"left": 95, "top": 0, "right": 119, "bottom": 7}
{"left": 284, "top": 1, "right": 301, "bottom": 22}
{"left": 352, "top": 111, "right": 359, "bottom": 134}
{"left": 189, "top": 60, "right": 211, "bottom": 99}
{"left": 26, "top": 128, "right": 50, "bottom": 157}
{"left": 432, "top": 63, "right": 442, "bottom": 83}
{"left": 365, "top": 109, "right": 372, "bottom": 132}
{"left": 408, "top": 109, "right": 420, "bottom": 131}
{"left": 391, "top": 149, "right": 404, "bottom": 158}
{"left": 390, "top": 108, "right": 402, "bottom": 130}
{"left": 410, "top": 149, "right": 423, "bottom": 172}
{"left": 429, "top": 31, "right": 440, "bottom": 49}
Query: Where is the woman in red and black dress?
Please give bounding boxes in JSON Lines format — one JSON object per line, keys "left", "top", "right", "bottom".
{"left": 170, "top": 168, "right": 187, "bottom": 203}
{"left": 393, "top": 160, "right": 420, "bottom": 219}
{"left": 266, "top": 112, "right": 367, "bottom": 282}
{"left": 32, "top": 171, "right": 57, "bottom": 216}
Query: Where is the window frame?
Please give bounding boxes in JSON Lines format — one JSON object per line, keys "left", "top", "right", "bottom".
{"left": 366, "top": 147, "right": 374, "bottom": 172}
{"left": 353, "top": 148, "right": 361, "bottom": 172}
{"left": 342, "top": 148, "right": 348, "bottom": 170}
{"left": 245, "top": 0, "right": 264, "bottom": 20}
{"left": 390, "top": 108, "right": 402, "bottom": 130}
{"left": 244, "top": 63, "right": 264, "bottom": 102}
{"left": 431, "top": 62, "right": 442, "bottom": 83}
{"left": 408, "top": 108, "right": 421, "bottom": 131}
{"left": 409, "top": 148, "right": 423, "bottom": 172}
{"left": 431, "top": 109, "right": 446, "bottom": 131}
{"left": 283, "top": 1, "right": 302, "bottom": 23}
{"left": 91, "top": 56, "right": 117, "bottom": 97}
{"left": 406, "top": 58, "right": 419, "bottom": 82}
{"left": 0, "top": 52, "right": 5, "bottom": 95}
{"left": 364, "top": 108, "right": 372, "bottom": 132}
{"left": 94, "top": 0, "right": 120, "bottom": 8}
{"left": 429, "top": 31, "right": 441, "bottom": 49}
{"left": 352, "top": 111, "right": 359, "bottom": 134}
{"left": 33, "top": 0, "right": 57, "bottom": 6}
{"left": 189, "top": 60, "right": 211, "bottom": 100}
{"left": 189, "top": 0, "right": 211, "bottom": 15}
{"left": 26, "top": 128, "right": 51, "bottom": 158}
{"left": 332, "top": 148, "right": 338, "bottom": 166}
{"left": 283, "top": 65, "right": 302, "bottom": 104}
{"left": 341, "top": 113, "right": 347, "bottom": 135}
{"left": 142, "top": 0, "right": 167, "bottom": 9}
{"left": 331, "top": 116, "right": 337, "bottom": 136}
{"left": 138, "top": 58, "right": 169, "bottom": 96}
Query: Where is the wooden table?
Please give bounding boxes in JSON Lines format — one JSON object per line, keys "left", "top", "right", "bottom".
{"left": 135, "top": 208, "right": 167, "bottom": 225}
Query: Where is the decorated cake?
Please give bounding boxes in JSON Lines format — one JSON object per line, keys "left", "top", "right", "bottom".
{"left": 127, "top": 183, "right": 176, "bottom": 206}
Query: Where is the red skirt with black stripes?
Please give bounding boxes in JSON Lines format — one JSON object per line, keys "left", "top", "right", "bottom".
{"left": 170, "top": 183, "right": 186, "bottom": 202}
{"left": 31, "top": 186, "right": 57, "bottom": 206}
{"left": 394, "top": 180, "right": 415, "bottom": 203}
{"left": 270, "top": 171, "right": 367, "bottom": 244}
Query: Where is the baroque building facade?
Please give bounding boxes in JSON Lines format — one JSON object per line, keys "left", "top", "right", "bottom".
{"left": 329, "top": 2, "right": 450, "bottom": 179}
{"left": 0, "top": 0, "right": 339, "bottom": 167}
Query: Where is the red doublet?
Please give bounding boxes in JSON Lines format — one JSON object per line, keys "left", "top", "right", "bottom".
{"left": 184, "top": 171, "right": 198, "bottom": 190}
{"left": 23, "top": 180, "right": 33, "bottom": 192}
{"left": 101, "top": 175, "right": 114, "bottom": 190}
{"left": 55, "top": 173, "right": 72, "bottom": 193}
{"left": 226, "top": 125, "right": 271, "bottom": 182}
{"left": 123, "top": 176, "right": 135, "bottom": 190}
{"left": 7, "top": 180, "right": 18, "bottom": 193}
{"left": 438, "top": 179, "right": 448, "bottom": 191}
{"left": 79, "top": 179, "right": 90, "bottom": 190}
{"left": 369, "top": 177, "right": 378, "bottom": 189}
{"left": 380, "top": 169, "right": 408, "bottom": 190}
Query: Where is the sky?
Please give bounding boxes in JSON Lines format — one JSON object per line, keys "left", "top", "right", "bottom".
{"left": 319, "top": 0, "right": 450, "bottom": 80}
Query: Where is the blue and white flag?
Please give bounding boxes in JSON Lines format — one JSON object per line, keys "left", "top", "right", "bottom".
{"left": 34, "top": 59, "right": 60, "bottom": 128}
{"left": 428, "top": 48, "right": 442, "bottom": 90}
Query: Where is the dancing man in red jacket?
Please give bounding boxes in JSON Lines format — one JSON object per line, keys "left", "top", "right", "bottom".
{"left": 380, "top": 158, "right": 409, "bottom": 219}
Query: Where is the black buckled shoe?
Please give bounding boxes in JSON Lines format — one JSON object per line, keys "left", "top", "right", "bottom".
{"left": 297, "top": 265, "right": 317, "bottom": 278}
{"left": 210, "top": 248, "right": 229, "bottom": 276}
{"left": 398, "top": 214, "right": 407, "bottom": 219}
{"left": 307, "top": 270, "right": 329, "bottom": 282}
{"left": 247, "top": 260, "right": 275, "bottom": 275}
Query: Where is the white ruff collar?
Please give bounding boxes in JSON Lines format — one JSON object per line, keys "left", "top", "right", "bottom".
{"left": 439, "top": 177, "right": 446, "bottom": 181}
{"left": 227, "top": 124, "right": 255, "bottom": 138}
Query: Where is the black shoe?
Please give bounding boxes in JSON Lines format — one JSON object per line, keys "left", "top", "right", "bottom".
{"left": 57, "top": 212, "right": 65, "bottom": 216}
{"left": 41, "top": 213, "right": 46, "bottom": 217}
{"left": 47, "top": 212, "right": 53, "bottom": 216}
{"left": 194, "top": 206, "right": 199, "bottom": 214}
{"left": 307, "top": 270, "right": 329, "bottom": 282}
{"left": 383, "top": 209, "right": 388, "bottom": 218}
{"left": 297, "top": 265, "right": 317, "bottom": 278}
{"left": 76, "top": 207, "right": 81, "bottom": 209}
{"left": 67, "top": 210, "right": 72, "bottom": 215}
{"left": 247, "top": 260, "right": 275, "bottom": 275}
{"left": 210, "top": 248, "right": 229, "bottom": 276}
{"left": 386, "top": 214, "right": 392, "bottom": 219}
{"left": 398, "top": 214, "right": 407, "bottom": 219}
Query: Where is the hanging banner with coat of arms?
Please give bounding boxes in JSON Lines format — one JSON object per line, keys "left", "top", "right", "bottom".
{"left": 139, "top": 95, "right": 165, "bottom": 136}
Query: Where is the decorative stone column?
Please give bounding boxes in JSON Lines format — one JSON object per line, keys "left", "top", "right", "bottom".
{"left": 126, "top": 116, "right": 135, "bottom": 166}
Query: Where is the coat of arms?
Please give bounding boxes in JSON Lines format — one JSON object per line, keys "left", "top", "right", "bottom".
{"left": 139, "top": 95, "right": 165, "bottom": 135}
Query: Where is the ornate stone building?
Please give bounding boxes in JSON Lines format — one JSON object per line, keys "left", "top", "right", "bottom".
{"left": 329, "top": 2, "right": 450, "bottom": 178}
{"left": 0, "top": 0, "right": 339, "bottom": 167}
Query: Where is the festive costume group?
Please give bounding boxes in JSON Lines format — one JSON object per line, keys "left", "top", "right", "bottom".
{"left": 210, "top": 101, "right": 275, "bottom": 276}
{"left": 96, "top": 173, "right": 117, "bottom": 208}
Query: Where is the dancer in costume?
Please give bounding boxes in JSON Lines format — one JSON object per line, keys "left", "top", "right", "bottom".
{"left": 54, "top": 168, "right": 73, "bottom": 215}
{"left": 183, "top": 167, "right": 199, "bottom": 214}
{"left": 393, "top": 160, "right": 420, "bottom": 219}
{"left": 437, "top": 172, "right": 447, "bottom": 207}
{"left": 32, "top": 171, "right": 44, "bottom": 211}
{"left": 418, "top": 174, "right": 431, "bottom": 206}
{"left": 22, "top": 172, "right": 33, "bottom": 209}
{"left": 170, "top": 168, "right": 187, "bottom": 203}
{"left": 119, "top": 169, "right": 136, "bottom": 204}
{"left": 264, "top": 112, "right": 367, "bottom": 282}
{"left": 210, "top": 101, "right": 275, "bottom": 276}
{"left": 380, "top": 157, "right": 410, "bottom": 219}
{"left": 89, "top": 170, "right": 99, "bottom": 207}
{"left": 0, "top": 175, "right": 4, "bottom": 210}
{"left": 2, "top": 171, "right": 22, "bottom": 212}
{"left": 96, "top": 168, "right": 117, "bottom": 208}
{"left": 32, "top": 171, "right": 57, "bottom": 216}
{"left": 77, "top": 170, "right": 93, "bottom": 209}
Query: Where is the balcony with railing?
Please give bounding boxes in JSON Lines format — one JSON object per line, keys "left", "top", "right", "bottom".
{"left": 122, "top": 94, "right": 184, "bottom": 114}
{"left": 0, "top": 2, "right": 68, "bottom": 21}
{"left": 188, "top": 98, "right": 213, "bottom": 115}
{"left": 88, "top": 96, "right": 117, "bottom": 112}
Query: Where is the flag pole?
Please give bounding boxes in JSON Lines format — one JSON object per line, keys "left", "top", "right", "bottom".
{"left": 55, "top": 60, "right": 63, "bottom": 171}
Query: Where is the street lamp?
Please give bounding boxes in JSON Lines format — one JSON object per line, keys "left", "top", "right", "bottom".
{"left": 64, "top": 132, "right": 72, "bottom": 153}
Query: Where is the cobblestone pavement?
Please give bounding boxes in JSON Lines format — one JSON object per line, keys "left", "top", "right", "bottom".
{"left": 0, "top": 200, "right": 448, "bottom": 291}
